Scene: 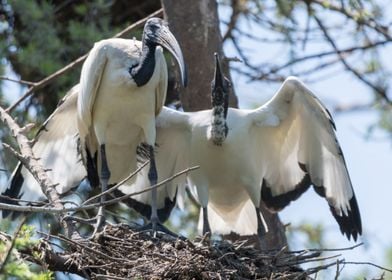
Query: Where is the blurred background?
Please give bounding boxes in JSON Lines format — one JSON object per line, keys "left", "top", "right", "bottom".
{"left": 0, "top": 0, "right": 391, "bottom": 279}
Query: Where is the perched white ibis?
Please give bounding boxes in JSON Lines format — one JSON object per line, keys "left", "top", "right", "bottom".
{"left": 1, "top": 18, "right": 187, "bottom": 235}
{"left": 140, "top": 53, "right": 361, "bottom": 241}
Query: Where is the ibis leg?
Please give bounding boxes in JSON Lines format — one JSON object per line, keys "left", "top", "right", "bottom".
{"left": 91, "top": 144, "right": 110, "bottom": 236}
{"left": 255, "top": 207, "right": 267, "bottom": 237}
{"left": 148, "top": 145, "right": 159, "bottom": 234}
{"left": 139, "top": 144, "right": 181, "bottom": 238}
{"left": 202, "top": 207, "right": 211, "bottom": 235}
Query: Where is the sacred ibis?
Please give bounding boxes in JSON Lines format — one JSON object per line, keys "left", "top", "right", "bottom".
{"left": 1, "top": 18, "right": 187, "bottom": 235}
{"left": 142, "top": 53, "right": 361, "bottom": 241}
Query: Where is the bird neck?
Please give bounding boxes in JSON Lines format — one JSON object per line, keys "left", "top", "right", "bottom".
{"left": 211, "top": 103, "right": 228, "bottom": 146}
{"left": 130, "top": 42, "right": 156, "bottom": 87}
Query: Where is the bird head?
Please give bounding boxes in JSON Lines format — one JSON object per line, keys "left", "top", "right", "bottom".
{"left": 211, "top": 53, "right": 230, "bottom": 118}
{"left": 143, "top": 18, "right": 188, "bottom": 87}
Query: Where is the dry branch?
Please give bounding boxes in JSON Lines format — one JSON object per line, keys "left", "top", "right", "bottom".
{"left": 308, "top": 0, "right": 391, "bottom": 40}
{"left": 313, "top": 14, "right": 392, "bottom": 105}
{"left": 0, "top": 105, "right": 77, "bottom": 237}
{"left": 0, "top": 166, "right": 198, "bottom": 214}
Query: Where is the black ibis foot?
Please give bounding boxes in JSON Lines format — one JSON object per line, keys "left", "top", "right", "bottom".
{"left": 139, "top": 222, "right": 185, "bottom": 240}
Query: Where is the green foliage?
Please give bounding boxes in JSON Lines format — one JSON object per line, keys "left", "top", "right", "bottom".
{"left": 0, "top": 225, "right": 53, "bottom": 280}
{"left": 1, "top": 261, "right": 53, "bottom": 280}
{"left": 378, "top": 107, "right": 392, "bottom": 136}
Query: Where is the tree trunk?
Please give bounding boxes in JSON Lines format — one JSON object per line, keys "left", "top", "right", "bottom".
{"left": 161, "top": 0, "right": 287, "bottom": 250}
{"left": 259, "top": 201, "right": 288, "bottom": 250}
{"left": 161, "top": 0, "right": 238, "bottom": 111}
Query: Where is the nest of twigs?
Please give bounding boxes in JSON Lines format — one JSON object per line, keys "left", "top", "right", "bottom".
{"left": 22, "top": 224, "right": 347, "bottom": 280}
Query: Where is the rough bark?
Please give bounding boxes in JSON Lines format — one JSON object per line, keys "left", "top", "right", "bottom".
{"left": 161, "top": 0, "right": 238, "bottom": 111}
{"left": 161, "top": 0, "right": 287, "bottom": 250}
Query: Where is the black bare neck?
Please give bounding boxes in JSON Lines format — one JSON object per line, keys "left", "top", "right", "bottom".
{"left": 130, "top": 42, "right": 156, "bottom": 87}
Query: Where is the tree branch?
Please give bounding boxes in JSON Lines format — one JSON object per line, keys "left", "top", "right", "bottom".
{"left": 0, "top": 166, "right": 199, "bottom": 214}
{"left": 0, "top": 76, "right": 35, "bottom": 86}
{"left": 308, "top": 0, "right": 391, "bottom": 40}
{"left": 314, "top": 14, "right": 391, "bottom": 105}
{"left": 0, "top": 105, "right": 75, "bottom": 237}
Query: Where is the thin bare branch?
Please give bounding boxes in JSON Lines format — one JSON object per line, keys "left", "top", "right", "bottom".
{"left": 287, "top": 242, "right": 363, "bottom": 254}
{"left": 0, "top": 166, "right": 199, "bottom": 214}
{"left": 82, "top": 160, "right": 149, "bottom": 206}
{"left": 343, "top": 261, "right": 392, "bottom": 273}
{"left": 0, "top": 76, "right": 35, "bottom": 86}
{"left": 252, "top": 39, "right": 391, "bottom": 81}
{"left": 308, "top": 0, "right": 391, "bottom": 40}
{"left": 0, "top": 194, "right": 47, "bottom": 206}
{"left": 222, "top": 0, "right": 242, "bottom": 42}
{"left": 314, "top": 14, "right": 391, "bottom": 105}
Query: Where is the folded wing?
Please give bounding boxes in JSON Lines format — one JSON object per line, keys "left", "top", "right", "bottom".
{"left": 117, "top": 106, "right": 191, "bottom": 222}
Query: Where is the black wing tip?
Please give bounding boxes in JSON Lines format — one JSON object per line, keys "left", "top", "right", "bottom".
{"left": 330, "top": 195, "right": 362, "bottom": 242}
{"left": 261, "top": 174, "right": 311, "bottom": 212}
{"left": 306, "top": 160, "right": 362, "bottom": 242}
{"left": 1, "top": 164, "right": 25, "bottom": 218}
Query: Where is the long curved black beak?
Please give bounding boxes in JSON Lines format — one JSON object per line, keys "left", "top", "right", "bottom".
{"left": 212, "top": 53, "right": 230, "bottom": 118}
{"left": 144, "top": 18, "right": 188, "bottom": 87}
{"left": 213, "top": 53, "right": 223, "bottom": 91}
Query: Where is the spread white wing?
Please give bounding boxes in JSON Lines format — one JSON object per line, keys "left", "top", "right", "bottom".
{"left": 250, "top": 77, "right": 361, "bottom": 240}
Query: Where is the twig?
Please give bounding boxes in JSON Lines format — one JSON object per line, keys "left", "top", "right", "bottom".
{"left": 82, "top": 160, "right": 149, "bottom": 206}
{"left": 0, "top": 76, "right": 35, "bottom": 86}
{"left": 281, "top": 253, "right": 342, "bottom": 267}
{"left": 39, "top": 232, "right": 125, "bottom": 263}
{"left": 334, "top": 260, "right": 341, "bottom": 280}
{"left": 343, "top": 261, "right": 392, "bottom": 273}
{"left": 6, "top": 8, "right": 163, "bottom": 112}
{"left": 222, "top": 0, "right": 242, "bottom": 42}
{"left": 302, "top": 258, "right": 345, "bottom": 277}
{"left": 308, "top": 0, "right": 391, "bottom": 40}
{"left": 0, "top": 166, "right": 199, "bottom": 214}
{"left": 94, "top": 275, "right": 129, "bottom": 280}
{"left": 313, "top": 14, "right": 391, "bottom": 105}
{"left": 252, "top": 39, "right": 391, "bottom": 81}
{"left": 0, "top": 194, "right": 47, "bottom": 206}
{"left": 287, "top": 242, "right": 363, "bottom": 254}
